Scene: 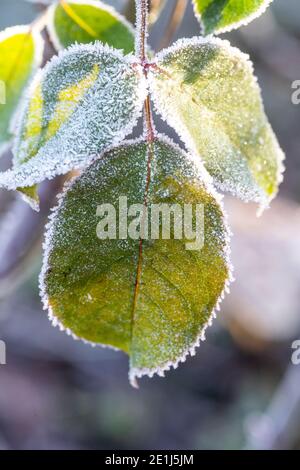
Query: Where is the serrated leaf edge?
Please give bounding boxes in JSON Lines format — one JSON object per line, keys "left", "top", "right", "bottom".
{"left": 192, "top": 0, "right": 274, "bottom": 35}
{"left": 149, "top": 36, "right": 285, "bottom": 212}
{"left": 0, "top": 42, "right": 147, "bottom": 192}
{"left": 39, "top": 133, "right": 233, "bottom": 387}
{"left": 18, "top": 190, "right": 40, "bottom": 212}
{"left": 129, "top": 134, "right": 233, "bottom": 386}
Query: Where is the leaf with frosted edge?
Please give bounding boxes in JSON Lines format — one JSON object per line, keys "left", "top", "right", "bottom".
{"left": 40, "top": 137, "right": 231, "bottom": 385}
{"left": 148, "top": 37, "right": 284, "bottom": 210}
{"left": 47, "top": 0, "right": 135, "bottom": 53}
{"left": 192, "top": 0, "right": 274, "bottom": 35}
{"left": 0, "top": 42, "right": 146, "bottom": 209}
{"left": 0, "top": 26, "right": 44, "bottom": 155}
{"left": 18, "top": 185, "right": 40, "bottom": 211}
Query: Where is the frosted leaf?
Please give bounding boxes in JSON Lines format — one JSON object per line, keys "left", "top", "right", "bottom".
{"left": 192, "top": 0, "right": 274, "bottom": 35}
{"left": 149, "top": 37, "right": 285, "bottom": 210}
{"left": 40, "top": 136, "right": 231, "bottom": 386}
{"left": 0, "top": 25, "right": 44, "bottom": 155}
{"left": 19, "top": 185, "right": 40, "bottom": 211}
{"left": 47, "top": 0, "right": 135, "bottom": 53}
{"left": 0, "top": 42, "right": 147, "bottom": 207}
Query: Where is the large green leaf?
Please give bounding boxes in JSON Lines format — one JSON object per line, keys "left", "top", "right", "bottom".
{"left": 192, "top": 0, "right": 273, "bottom": 35}
{"left": 0, "top": 42, "right": 146, "bottom": 209}
{"left": 40, "top": 137, "right": 231, "bottom": 385}
{"left": 47, "top": 0, "right": 135, "bottom": 53}
{"left": 149, "top": 38, "right": 284, "bottom": 210}
{"left": 0, "top": 26, "right": 43, "bottom": 154}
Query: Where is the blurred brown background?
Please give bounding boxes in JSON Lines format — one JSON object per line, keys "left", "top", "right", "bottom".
{"left": 0, "top": 0, "right": 300, "bottom": 450}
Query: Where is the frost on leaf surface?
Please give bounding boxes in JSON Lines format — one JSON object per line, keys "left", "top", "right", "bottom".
{"left": 149, "top": 37, "right": 284, "bottom": 209}
{"left": 192, "top": 0, "right": 273, "bottom": 35}
{"left": 41, "top": 137, "right": 231, "bottom": 385}
{"left": 0, "top": 26, "right": 43, "bottom": 155}
{"left": 0, "top": 42, "right": 146, "bottom": 205}
{"left": 47, "top": 0, "right": 135, "bottom": 53}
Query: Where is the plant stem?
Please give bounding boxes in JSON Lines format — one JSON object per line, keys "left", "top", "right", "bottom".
{"left": 135, "top": 0, "right": 155, "bottom": 141}
{"left": 135, "top": 0, "right": 148, "bottom": 63}
{"left": 130, "top": 2, "right": 155, "bottom": 362}
{"left": 127, "top": 0, "right": 165, "bottom": 28}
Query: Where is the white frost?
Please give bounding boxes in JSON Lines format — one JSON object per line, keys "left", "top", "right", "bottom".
{"left": 128, "top": 134, "right": 234, "bottom": 387}
{"left": 0, "top": 42, "right": 147, "bottom": 197}
{"left": 192, "top": 0, "right": 274, "bottom": 35}
{"left": 148, "top": 36, "right": 285, "bottom": 213}
{"left": 39, "top": 133, "right": 233, "bottom": 388}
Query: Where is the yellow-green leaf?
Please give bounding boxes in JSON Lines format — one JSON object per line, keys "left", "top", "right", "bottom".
{"left": 0, "top": 43, "right": 146, "bottom": 207}
{"left": 149, "top": 37, "right": 284, "bottom": 210}
{"left": 192, "top": 0, "right": 273, "bottom": 35}
{"left": 47, "top": 0, "right": 135, "bottom": 53}
{"left": 18, "top": 185, "right": 40, "bottom": 211}
{"left": 40, "top": 137, "right": 231, "bottom": 385}
{"left": 0, "top": 26, "right": 43, "bottom": 154}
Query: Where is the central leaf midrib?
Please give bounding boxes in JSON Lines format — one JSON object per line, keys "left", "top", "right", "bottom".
{"left": 130, "top": 140, "right": 154, "bottom": 345}
{"left": 60, "top": 0, "right": 99, "bottom": 39}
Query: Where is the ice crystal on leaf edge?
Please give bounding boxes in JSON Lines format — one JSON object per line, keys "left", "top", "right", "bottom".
{"left": 192, "top": 0, "right": 274, "bottom": 35}
{"left": 39, "top": 134, "right": 234, "bottom": 387}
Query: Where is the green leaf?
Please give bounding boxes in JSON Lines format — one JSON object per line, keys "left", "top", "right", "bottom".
{"left": 40, "top": 137, "right": 231, "bottom": 385}
{"left": 18, "top": 185, "right": 40, "bottom": 211}
{"left": 0, "top": 26, "right": 43, "bottom": 154}
{"left": 0, "top": 42, "right": 146, "bottom": 207}
{"left": 47, "top": 0, "right": 135, "bottom": 53}
{"left": 192, "top": 0, "right": 273, "bottom": 35}
{"left": 149, "top": 38, "right": 284, "bottom": 210}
